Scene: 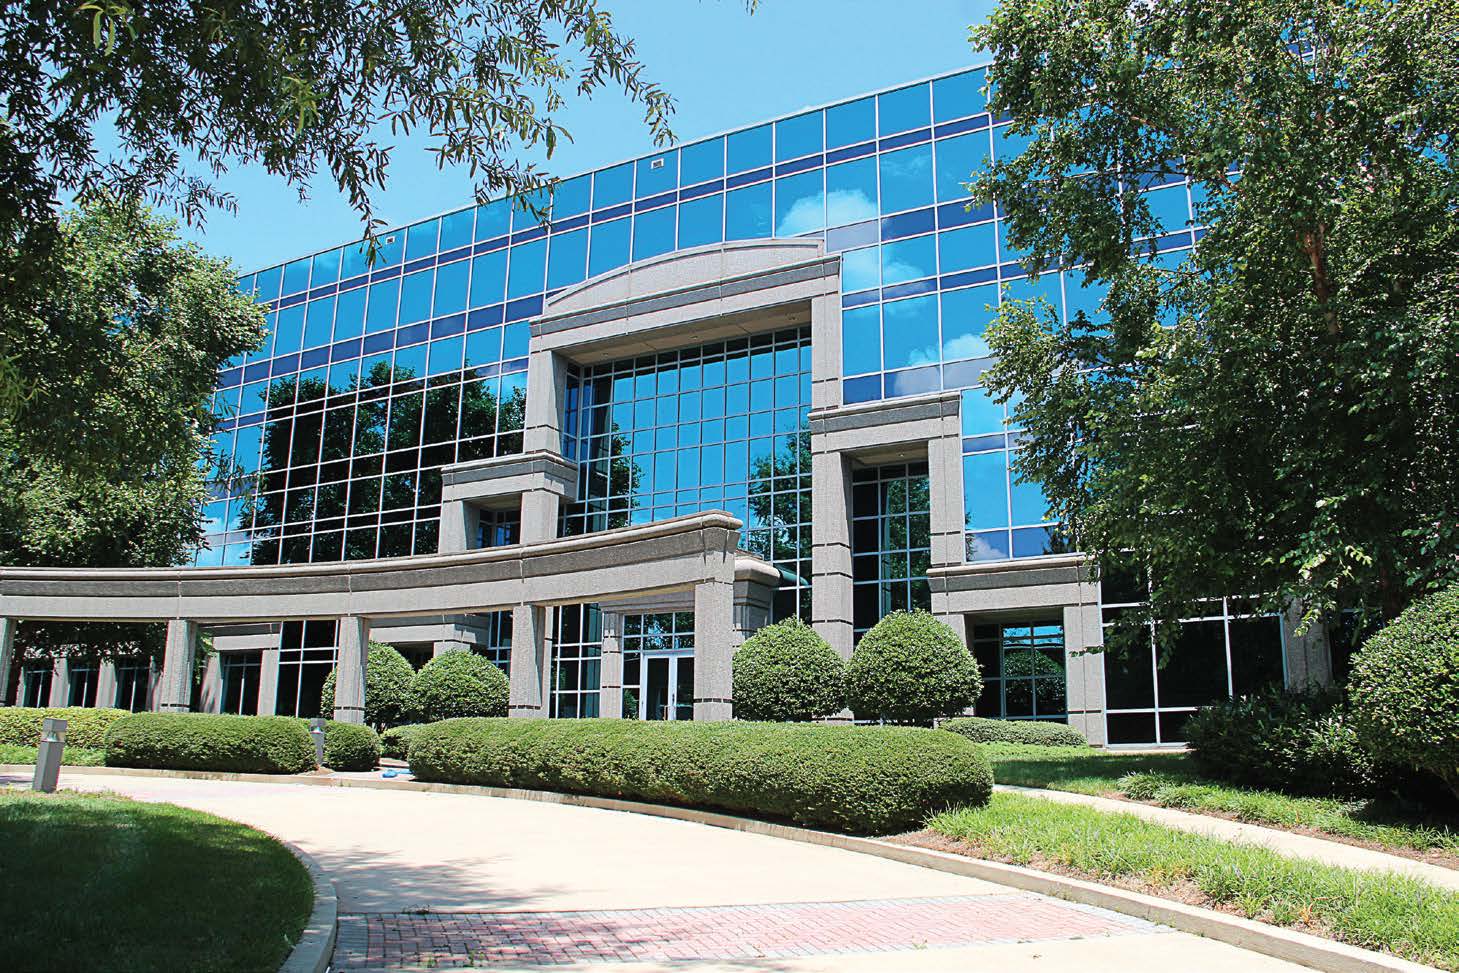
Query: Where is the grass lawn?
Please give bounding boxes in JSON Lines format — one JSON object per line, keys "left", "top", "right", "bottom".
{"left": 0, "top": 790, "right": 313, "bottom": 972}
{"left": 923, "top": 792, "right": 1459, "bottom": 970}
{"left": 983, "top": 743, "right": 1459, "bottom": 862}
{"left": 0, "top": 743, "right": 106, "bottom": 766}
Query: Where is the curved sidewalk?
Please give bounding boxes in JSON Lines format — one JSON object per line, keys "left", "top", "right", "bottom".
{"left": 997, "top": 783, "right": 1459, "bottom": 892}
{"left": 21, "top": 770, "right": 1315, "bottom": 973}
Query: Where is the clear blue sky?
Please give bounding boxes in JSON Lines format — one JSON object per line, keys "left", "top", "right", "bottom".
{"left": 182, "top": 0, "right": 998, "bottom": 273}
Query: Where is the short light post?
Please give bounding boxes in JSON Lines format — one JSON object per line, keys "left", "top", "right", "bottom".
{"left": 309, "top": 718, "right": 327, "bottom": 768}
{"left": 32, "top": 717, "right": 67, "bottom": 793}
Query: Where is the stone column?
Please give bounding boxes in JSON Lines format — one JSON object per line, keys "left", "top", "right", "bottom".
{"left": 507, "top": 604, "right": 550, "bottom": 718}
{"left": 48, "top": 657, "right": 70, "bottom": 707}
{"left": 1062, "top": 597, "right": 1108, "bottom": 746}
{"left": 256, "top": 647, "right": 280, "bottom": 716}
{"left": 519, "top": 489, "right": 561, "bottom": 544}
{"left": 197, "top": 653, "right": 223, "bottom": 714}
{"left": 927, "top": 409, "right": 967, "bottom": 569}
{"left": 438, "top": 499, "right": 481, "bottom": 553}
{"left": 522, "top": 349, "right": 567, "bottom": 454}
{"left": 809, "top": 290, "right": 845, "bottom": 412}
{"left": 332, "top": 616, "right": 371, "bottom": 724}
{"left": 693, "top": 577, "right": 735, "bottom": 721}
{"left": 157, "top": 619, "right": 198, "bottom": 713}
{"left": 810, "top": 449, "right": 854, "bottom": 660}
{"left": 96, "top": 661, "right": 119, "bottom": 711}
{"left": 599, "top": 612, "right": 624, "bottom": 719}
{"left": 1281, "top": 602, "right": 1333, "bottom": 690}
{"left": 0, "top": 617, "right": 15, "bottom": 706}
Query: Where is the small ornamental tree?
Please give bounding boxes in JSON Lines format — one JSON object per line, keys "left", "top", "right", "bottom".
{"left": 732, "top": 618, "right": 846, "bottom": 721}
{"left": 411, "top": 651, "right": 509, "bottom": 723}
{"left": 846, "top": 611, "right": 981, "bottom": 724}
{"left": 319, "top": 642, "right": 416, "bottom": 729}
{"left": 1349, "top": 585, "right": 1459, "bottom": 801}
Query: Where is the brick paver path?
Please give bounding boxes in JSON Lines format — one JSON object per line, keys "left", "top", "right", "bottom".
{"left": 333, "top": 893, "right": 1164, "bottom": 968}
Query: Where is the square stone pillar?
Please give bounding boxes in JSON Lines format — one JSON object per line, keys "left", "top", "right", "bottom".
{"left": 599, "top": 612, "right": 624, "bottom": 719}
{"left": 523, "top": 349, "right": 567, "bottom": 454}
{"left": 1062, "top": 599, "right": 1107, "bottom": 746}
{"left": 197, "top": 653, "right": 224, "bottom": 714}
{"left": 927, "top": 418, "right": 967, "bottom": 568}
{"left": 519, "top": 489, "right": 561, "bottom": 544}
{"left": 332, "top": 616, "right": 371, "bottom": 724}
{"left": 48, "top": 656, "right": 70, "bottom": 707}
{"left": 693, "top": 578, "right": 735, "bottom": 721}
{"left": 438, "top": 499, "right": 481, "bottom": 553}
{"left": 0, "top": 617, "right": 15, "bottom": 706}
{"left": 1282, "top": 603, "right": 1333, "bottom": 690}
{"left": 507, "top": 604, "right": 550, "bottom": 717}
{"left": 96, "top": 661, "right": 119, "bottom": 711}
{"left": 810, "top": 450, "right": 854, "bottom": 660}
{"left": 256, "top": 647, "right": 280, "bottom": 716}
{"left": 157, "top": 619, "right": 198, "bottom": 713}
{"left": 809, "top": 291, "right": 844, "bottom": 411}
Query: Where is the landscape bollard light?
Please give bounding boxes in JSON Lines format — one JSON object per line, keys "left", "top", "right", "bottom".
{"left": 32, "top": 717, "right": 67, "bottom": 793}
{"left": 309, "top": 718, "right": 326, "bottom": 767}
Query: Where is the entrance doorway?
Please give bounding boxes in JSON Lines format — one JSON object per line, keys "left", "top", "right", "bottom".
{"left": 636, "top": 654, "right": 694, "bottom": 720}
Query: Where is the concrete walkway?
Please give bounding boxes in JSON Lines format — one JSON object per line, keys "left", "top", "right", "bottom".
{"left": 998, "top": 784, "right": 1459, "bottom": 892}
{"left": 25, "top": 771, "right": 1316, "bottom": 972}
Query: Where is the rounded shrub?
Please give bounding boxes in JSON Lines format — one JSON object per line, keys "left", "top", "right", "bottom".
{"left": 104, "top": 713, "right": 315, "bottom": 774}
{"left": 321, "top": 721, "right": 380, "bottom": 771}
{"left": 380, "top": 723, "right": 426, "bottom": 761}
{"left": 732, "top": 618, "right": 846, "bottom": 721}
{"left": 845, "top": 611, "right": 981, "bottom": 724}
{"left": 409, "top": 718, "right": 993, "bottom": 835}
{"left": 0, "top": 706, "right": 130, "bottom": 749}
{"left": 411, "top": 652, "right": 509, "bottom": 723}
{"left": 319, "top": 641, "right": 416, "bottom": 728}
{"left": 941, "top": 716, "right": 1087, "bottom": 747}
{"left": 1350, "top": 586, "right": 1459, "bottom": 801}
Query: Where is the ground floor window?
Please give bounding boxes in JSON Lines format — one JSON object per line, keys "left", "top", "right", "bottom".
{"left": 21, "top": 664, "right": 51, "bottom": 707}
{"left": 67, "top": 661, "right": 98, "bottom": 708}
{"left": 475, "top": 610, "right": 513, "bottom": 673}
{"left": 221, "top": 652, "right": 262, "bottom": 715}
{"left": 276, "top": 620, "right": 339, "bottom": 718}
{"left": 621, "top": 611, "right": 695, "bottom": 720}
{"left": 850, "top": 463, "right": 931, "bottom": 639}
{"left": 550, "top": 604, "right": 601, "bottom": 718}
{"left": 971, "top": 623, "right": 1067, "bottom": 720}
{"left": 114, "top": 660, "right": 150, "bottom": 711}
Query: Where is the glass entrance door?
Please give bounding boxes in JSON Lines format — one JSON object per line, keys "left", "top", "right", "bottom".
{"left": 637, "top": 654, "right": 694, "bottom": 720}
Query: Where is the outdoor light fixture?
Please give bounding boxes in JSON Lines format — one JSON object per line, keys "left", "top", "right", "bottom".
{"left": 32, "top": 717, "right": 66, "bottom": 793}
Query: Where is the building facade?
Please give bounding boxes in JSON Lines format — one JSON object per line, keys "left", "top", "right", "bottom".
{"left": 0, "top": 66, "right": 1333, "bottom": 744}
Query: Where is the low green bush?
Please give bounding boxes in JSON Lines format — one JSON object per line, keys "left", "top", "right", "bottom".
{"left": 1350, "top": 585, "right": 1459, "bottom": 801}
{"left": 845, "top": 611, "right": 981, "bottom": 724}
{"left": 942, "top": 716, "right": 1087, "bottom": 747}
{"left": 732, "top": 618, "right": 846, "bottom": 721}
{"left": 380, "top": 723, "right": 426, "bottom": 761}
{"left": 0, "top": 706, "right": 130, "bottom": 749}
{"left": 104, "top": 713, "right": 315, "bottom": 774}
{"left": 409, "top": 718, "right": 993, "bottom": 834}
{"left": 319, "top": 642, "right": 416, "bottom": 728}
{"left": 411, "top": 652, "right": 509, "bottom": 722}
{"left": 320, "top": 721, "right": 380, "bottom": 771}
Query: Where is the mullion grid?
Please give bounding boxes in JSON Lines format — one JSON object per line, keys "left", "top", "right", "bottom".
{"left": 850, "top": 463, "right": 932, "bottom": 639}
{"left": 550, "top": 604, "right": 602, "bottom": 719}
{"left": 620, "top": 611, "right": 695, "bottom": 720}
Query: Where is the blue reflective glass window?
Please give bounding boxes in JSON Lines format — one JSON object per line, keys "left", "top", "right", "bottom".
{"left": 327, "top": 357, "right": 359, "bottom": 393}
{"left": 470, "top": 250, "right": 507, "bottom": 308}
{"left": 964, "top": 451, "right": 1009, "bottom": 530}
{"left": 1010, "top": 467, "right": 1049, "bottom": 525}
{"left": 1004, "top": 272, "right": 1060, "bottom": 313}
{"left": 548, "top": 228, "right": 588, "bottom": 289}
{"left": 394, "top": 343, "right": 427, "bottom": 379}
{"left": 841, "top": 305, "right": 881, "bottom": 375}
{"left": 933, "top": 69, "right": 986, "bottom": 122}
{"left": 878, "top": 83, "right": 930, "bottom": 136}
{"left": 881, "top": 234, "right": 936, "bottom": 285}
{"left": 774, "top": 169, "right": 824, "bottom": 236}
{"left": 340, "top": 242, "right": 370, "bottom": 280}
{"left": 941, "top": 284, "right": 997, "bottom": 361}
{"left": 474, "top": 199, "right": 510, "bottom": 240}
{"left": 680, "top": 137, "right": 724, "bottom": 185}
{"left": 725, "top": 182, "right": 772, "bottom": 241}
{"left": 433, "top": 260, "right": 469, "bottom": 315}
{"left": 968, "top": 528, "right": 1010, "bottom": 562}
{"left": 282, "top": 257, "right": 311, "bottom": 296}
{"left": 636, "top": 152, "right": 677, "bottom": 197}
{"left": 252, "top": 311, "right": 276, "bottom": 360}
{"left": 593, "top": 162, "right": 634, "bottom": 209}
{"left": 464, "top": 326, "right": 502, "bottom": 368}
{"left": 678, "top": 195, "right": 724, "bottom": 249}
{"left": 826, "top": 157, "right": 878, "bottom": 227}
{"left": 1063, "top": 272, "right": 1109, "bottom": 327}
{"left": 366, "top": 279, "right": 400, "bottom": 333}
{"left": 827, "top": 96, "right": 875, "bottom": 148}
{"left": 310, "top": 248, "right": 341, "bottom": 287}
{"left": 880, "top": 144, "right": 934, "bottom": 214}
{"left": 304, "top": 296, "right": 334, "bottom": 348}
{"left": 553, "top": 174, "right": 591, "bottom": 218}
{"left": 938, "top": 223, "right": 997, "bottom": 273}
{"left": 334, "top": 287, "right": 366, "bottom": 340}
{"left": 632, "top": 206, "right": 676, "bottom": 260}
{"left": 427, "top": 335, "right": 464, "bottom": 376}
{"left": 1144, "top": 185, "right": 1190, "bottom": 234}
{"left": 513, "top": 187, "right": 551, "bottom": 229}
{"left": 842, "top": 245, "right": 880, "bottom": 292}
{"left": 961, "top": 387, "right": 1004, "bottom": 435}
{"left": 506, "top": 239, "right": 546, "bottom": 298}
{"left": 274, "top": 304, "right": 305, "bottom": 355}
{"left": 936, "top": 132, "right": 991, "bottom": 202}
{"left": 881, "top": 294, "right": 939, "bottom": 369}
{"left": 998, "top": 218, "right": 1029, "bottom": 263}
{"left": 399, "top": 269, "right": 434, "bottom": 324}
{"left": 405, "top": 218, "right": 439, "bottom": 261}
{"left": 589, "top": 218, "right": 630, "bottom": 277}
{"left": 439, "top": 209, "right": 474, "bottom": 251}
{"left": 775, "top": 112, "right": 822, "bottom": 161}
{"left": 994, "top": 124, "right": 1033, "bottom": 163}
{"left": 726, "top": 124, "right": 772, "bottom": 173}
{"left": 254, "top": 266, "right": 283, "bottom": 301}
{"left": 241, "top": 380, "right": 269, "bottom": 414}
{"left": 373, "top": 230, "right": 404, "bottom": 267}
{"left": 503, "top": 321, "right": 529, "bottom": 358}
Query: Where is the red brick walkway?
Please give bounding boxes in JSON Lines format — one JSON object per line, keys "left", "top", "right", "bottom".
{"left": 332, "top": 893, "right": 1163, "bottom": 968}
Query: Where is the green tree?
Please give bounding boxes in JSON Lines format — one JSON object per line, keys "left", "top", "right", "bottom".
{"left": 972, "top": 0, "right": 1459, "bottom": 635}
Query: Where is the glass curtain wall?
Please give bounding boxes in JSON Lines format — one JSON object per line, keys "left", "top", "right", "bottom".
{"left": 850, "top": 463, "right": 931, "bottom": 638}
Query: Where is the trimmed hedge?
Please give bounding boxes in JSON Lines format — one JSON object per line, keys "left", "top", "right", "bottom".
{"left": 0, "top": 706, "right": 130, "bottom": 750}
{"left": 408, "top": 718, "right": 993, "bottom": 834}
{"left": 319, "top": 642, "right": 416, "bottom": 728}
{"left": 104, "top": 713, "right": 315, "bottom": 774}
{"left": 732, "top": 619, "right": 846, "bottom": 721}
{"left": 411, "top": 651, "right": 509, "bottom": 722}
{"left": 321, "top": 721, "right": 380, "bottom": 771}
{"left": 846, "top": 611, "right": 981, "bottom": 724}
{"left": 942, "top": 716, "right": 1088, "bottom": 747}
{"left": 380, "top": 723, "right": 426, "bottom": 761}
{"left": 1350, "top": 585, "right": 1459, "bottom": 801}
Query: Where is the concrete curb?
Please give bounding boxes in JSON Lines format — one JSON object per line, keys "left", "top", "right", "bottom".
{"left": 13, "top": 765, "right": 1441, "bottom": 972}
{"left": 277, "top": 839, "right": 338, "bottom": 973}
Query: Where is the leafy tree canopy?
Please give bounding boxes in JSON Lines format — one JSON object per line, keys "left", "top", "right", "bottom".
{"left": 972, "top": 0, "right": 1459, "bottom": 633}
